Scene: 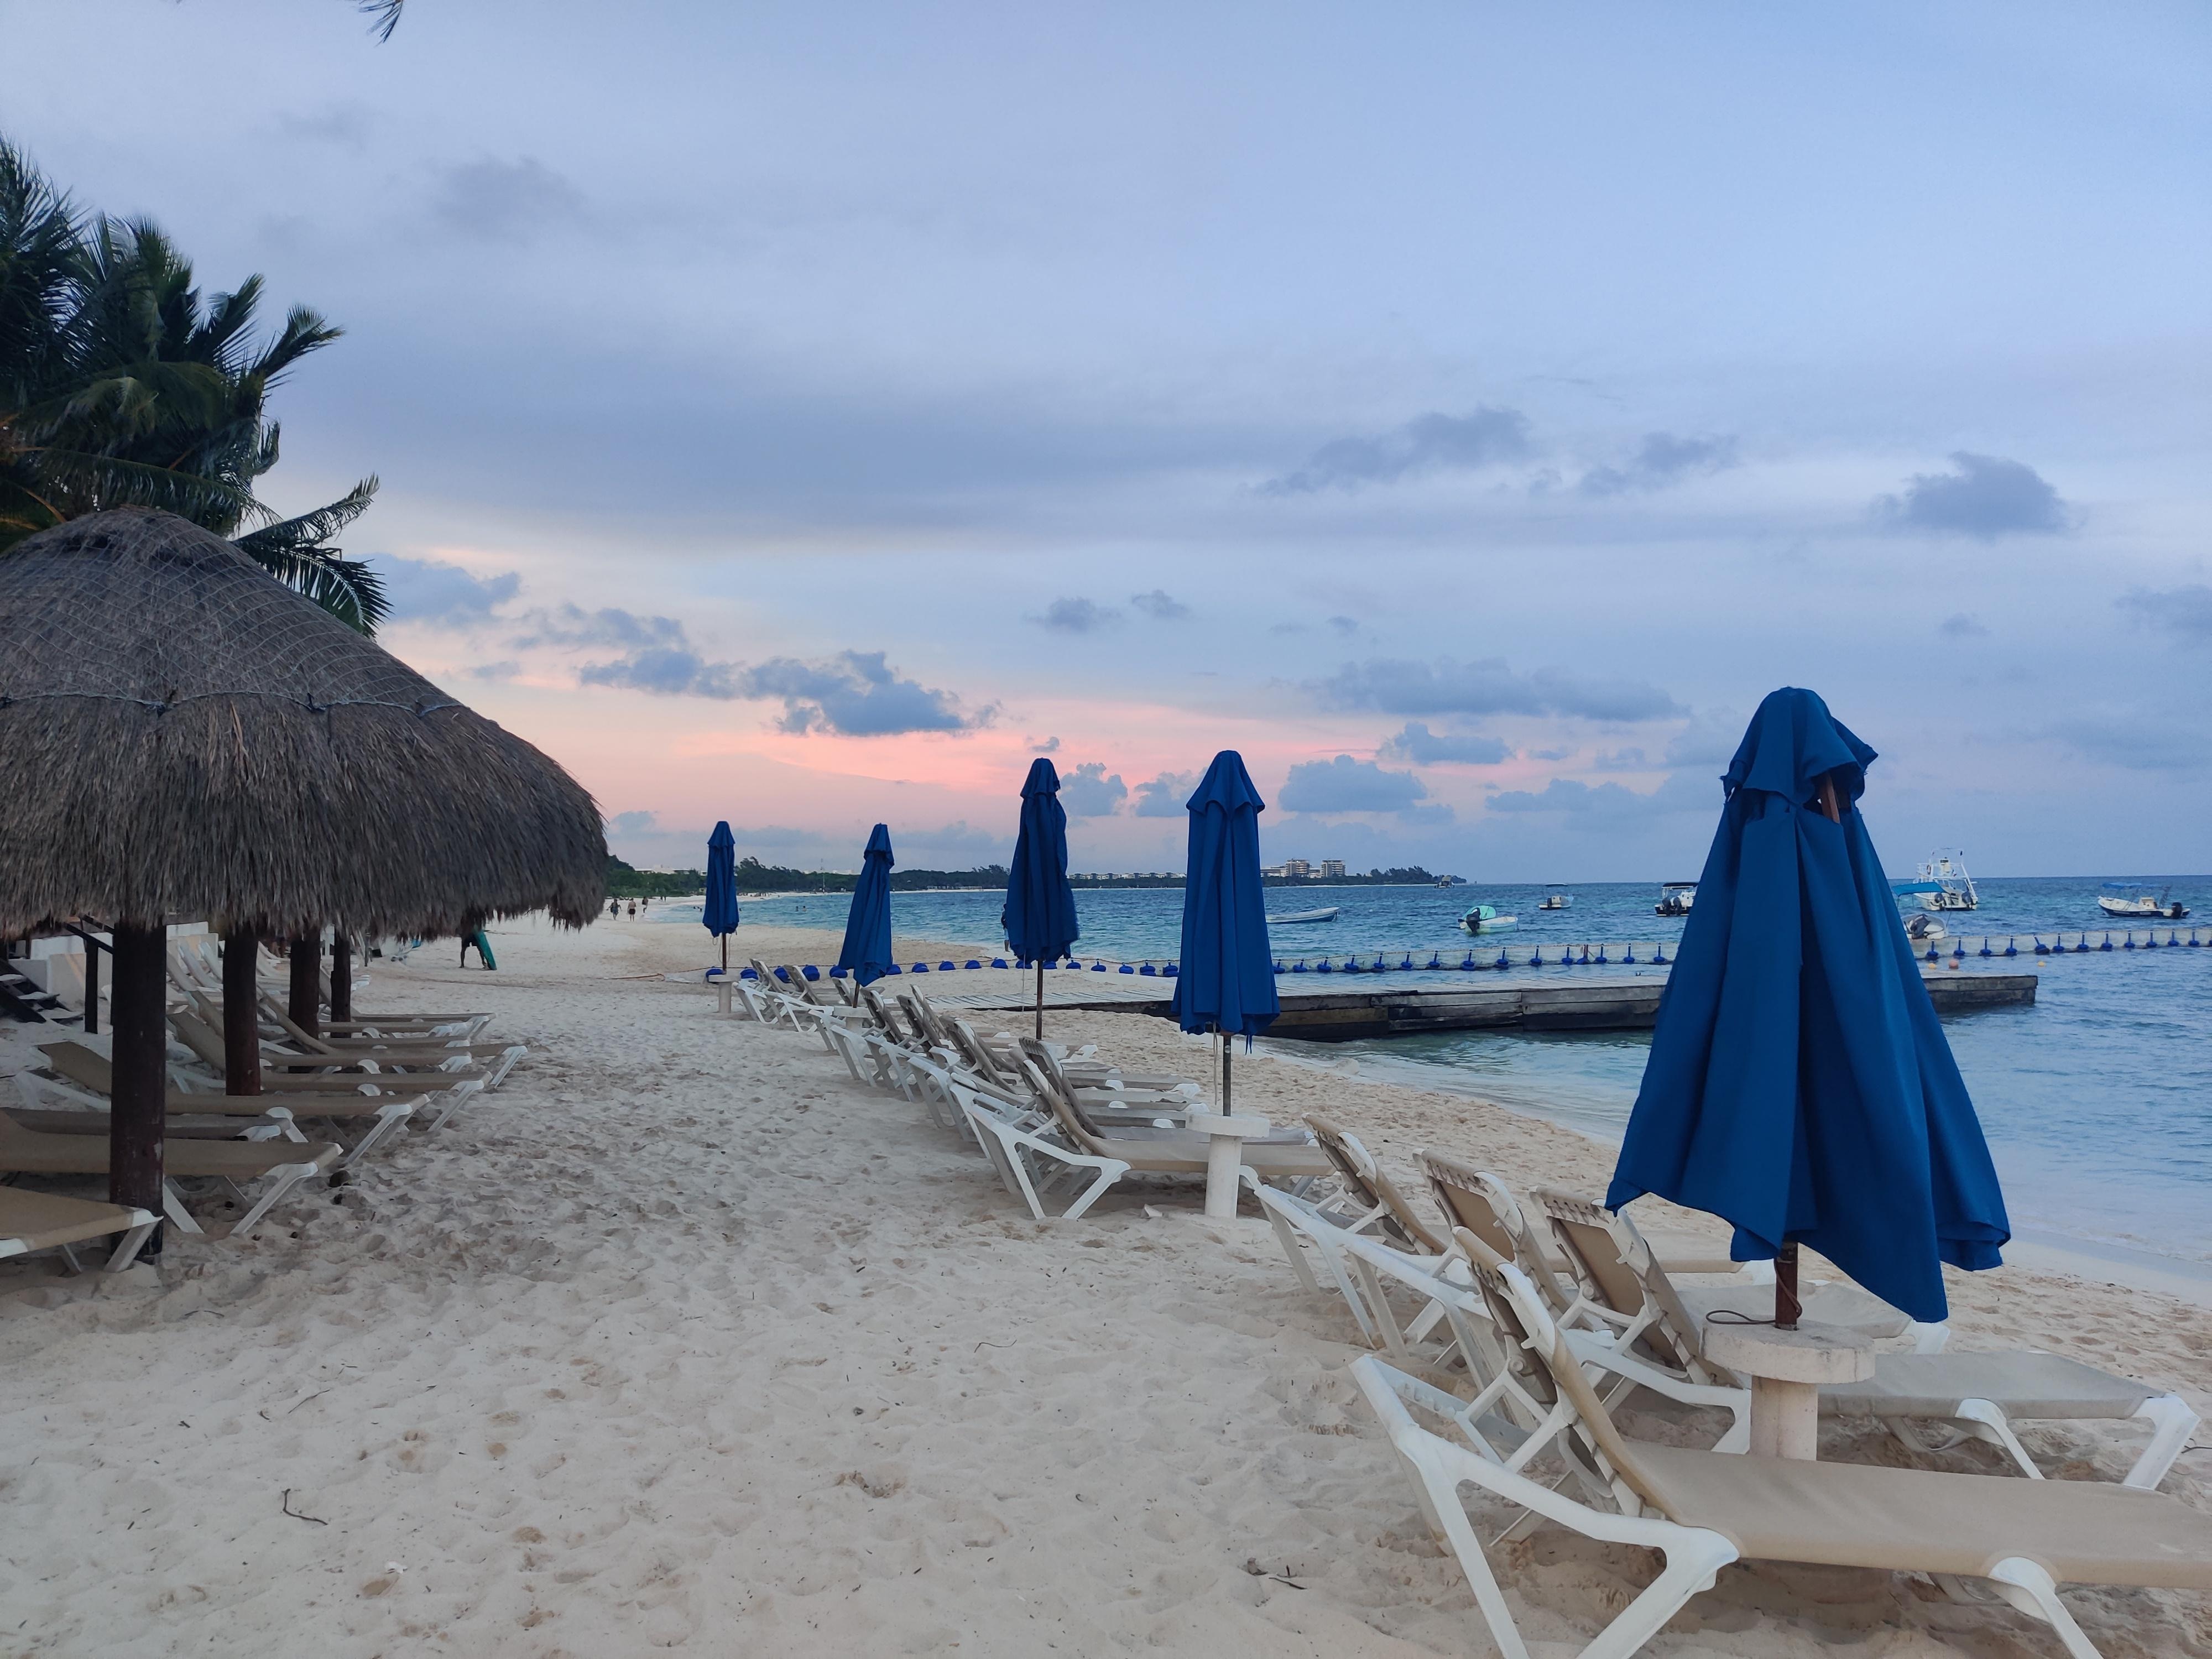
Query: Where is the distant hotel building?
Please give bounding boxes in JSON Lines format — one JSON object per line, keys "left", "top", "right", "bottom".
{"left": 1261, "top": 858, "right": 1346, "bottom": 880}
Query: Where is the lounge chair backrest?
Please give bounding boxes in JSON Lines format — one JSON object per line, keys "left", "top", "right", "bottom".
{"left": 859, "top": 985, "right": 910, "bottom": 1041}
{"left": 898, "top": 992, "right": 944, "bottom": 1047}
{"left": 833, "top": 976, "right": 859, "bottom": 1006}
{"left": 1421, "top": 1157, "right": 1574, "bottom": 1313}
{"left": 169, "top": 1008, "right": 231, "bottom": 1073}
{"left": 1014, "top": 1038, "right": 1079, "bottom": 1104}
{"left": 949, "top": 1020, "right": 1022, "bottom": 1089}
{"left": 38, "top": 1040, "right": 115, "bottom": 1096}
{"left": 780, "top": 965, "right": 825, "bottom": 1005}
{"left": 1016, "top": 1055, "right": 1107, "bottom": 1154}
{"left": 1533, "top": 1189, "right": 1707, "bottom": 1377}
{"left": 1306, "top": 1115, "right": 1447, "bottom": 1254}
{"left": 1449, "top": 1227, "right": 1559, "bottom": 1411}
{"left": 1474, "top": 1256, "right": 1668, "bottom": 1516}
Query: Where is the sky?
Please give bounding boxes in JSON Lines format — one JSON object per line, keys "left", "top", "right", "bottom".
{"left": 5, "top": 1, "right": 2208, "bottom": 879}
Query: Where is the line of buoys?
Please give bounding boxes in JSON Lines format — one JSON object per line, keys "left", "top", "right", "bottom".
{"left": 733, "top": 927, "right": 2206, "bottom": 983}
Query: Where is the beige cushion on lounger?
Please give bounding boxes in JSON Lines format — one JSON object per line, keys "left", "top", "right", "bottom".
{"left": 1627, "top": 1441, "right": 2212, "bottom": 1588}
{"left": 40, "top": 1041, "right": 460, "bottom": 1107}
{"left": 1820, "top": 1352, "right": 2156, "bottom": 1421}
{"left": 0, "top": 1187, "right": 156, "bottom": 1255}
{"left": 0, "top": 1113, "right": 340, "bottom": 1180}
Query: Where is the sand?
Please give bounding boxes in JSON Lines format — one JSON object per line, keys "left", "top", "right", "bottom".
{"left": 1, "top": 912, "right": 2206, "bottom": 1657}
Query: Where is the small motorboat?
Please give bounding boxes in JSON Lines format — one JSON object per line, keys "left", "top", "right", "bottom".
{"left": 1458, "top": 904, "right": 1519, "bottom": 934}
{"left": 1903, "top": 912, "right": 1947, "bottom": 943}
{"left": 1267, "top": 905, "right": 1340, "bottom": 925}
{"left": 2097, "top": 883, "right": 2189, "bottom": 920}
{"left": 1898, "top": 851, "right": 1978, "bottom": 911}
{"left": 1536, "top": 886, "right": 1573, "bottom": 911}
{"left": 1655, "top": 882, "right": 1697, "bottom": 917}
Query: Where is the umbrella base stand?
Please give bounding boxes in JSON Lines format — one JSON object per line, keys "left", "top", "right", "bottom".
{"left": 1183, "top": 1113, "right": 1271, "bottom": 1219}
{"left": 716, "top": 980, "right": 733, "bottom": 1016}
{"left": 1705, "top": 1319, "right": 1875, "bottom": 1460}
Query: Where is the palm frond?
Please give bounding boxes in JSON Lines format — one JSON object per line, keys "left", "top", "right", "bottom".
{"left": 356, "top": 1, "right": 405, "bottom": 43}
{"left": 233, "top": 476, "right": 387, "bottom": 633}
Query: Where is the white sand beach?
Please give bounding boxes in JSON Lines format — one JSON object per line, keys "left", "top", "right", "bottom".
{"left": 3, "top": 914, "right": 2207, "bottom": 1657}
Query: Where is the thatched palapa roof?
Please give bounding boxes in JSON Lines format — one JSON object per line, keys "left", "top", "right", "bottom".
{"left": 0, "top": 509, "right": 606, "bottom": 937}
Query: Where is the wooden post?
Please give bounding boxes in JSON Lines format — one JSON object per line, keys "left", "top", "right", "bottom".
{"left": 222, "top": 927, "right": 262, "bottom": 1095}
{"left": 108, "top": 922, "right": 168, "bottom": 1253}
{"left": 288, "top": 936, "right": 321, "bottom": 1040}
{"left": 83, "top": 930, "right": 101, "bottom": 1036}
{"left": 329, "top": 935, "right": 352, "bottom": 1022}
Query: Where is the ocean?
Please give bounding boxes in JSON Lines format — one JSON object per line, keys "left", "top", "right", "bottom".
{"left": 698, "top": 877, "right": 2212, "bottom": 1269}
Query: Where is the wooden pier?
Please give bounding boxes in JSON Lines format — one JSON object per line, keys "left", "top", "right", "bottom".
{"left": 937, "top": 968, "right": 2039, "bottom": 1042}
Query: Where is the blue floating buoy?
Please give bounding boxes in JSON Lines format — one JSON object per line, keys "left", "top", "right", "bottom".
{"left": 827, "top": 965, "right": 846, "bottom": 979}
{"left": 992, "top": 957, "right": 1009, "bottom": 969}
{"left": 2032, "top": 937, "right": 2049, "bottom": 955}
{"left": 913, "top": 962, "right": 930, "bottom": 973}
{"left": 1119, "top": 963, "right": 1135, "bottom": 974}
{"left": 2122, "top": 933, "right": 2136, "bottom": 950}
{"left": 886, "top": 963, "right": 904, "bottom": 975}
{"left": 1291, "top": 959, "right": 1307, "bottom": 973}
{"left": 2190, "top": 932, "right": 2202, "bottom": 947}
{"left": 964, "top": 959, "right": 980, "bottom": 970}
{"left": 2002, "top": 938, "right": 2016, "bottom": 957}
{"left": 739, "top": 967, "right": 757, "bottom": 980}
{"left": 1139, "top": 962, "right": 1156, "bottom": 976}
{"left": 2073, "top": 937, "right": 2089, "bottom": 953}
{"left": 1623, "top": 946, "right": 1636, "bottom": 963}
{"left": 1162, "top": 962, "right": 1178, "bottom": 977}
{"left": 2099, "top": 934, "right": 2113, "bottom": 951}
{"left": 1979, "top": 941, "right": 1993, "bottom": 958}
{"left": 1950, "top": 942, "right": 1964, "bottom": 959}
{"left": 1652, "top": 946, "right": 1668, "bottom": 964}
{"left": 1581, "top": 946, "right": 1593, "bottom": 964}
{"left": 1317, "top": 958, "right": 1334, "bottom": 974}
{"left": 805, "top": 965, "right": 825, "bottom": 980}
{"left": 1924, "top": 944, "right": 1939, "bottom": 962}
{"left": 1491, "top": 951, "right": 1507, "bottom": 969}
{"left": 1426, "top": 954, "right": 1443, "bottom": 970}
{"left": 1528, "top": 950, "right": 1543, "bottom": 967}
{"left": 940, "top": 961, "right": 956, "bottom": 972}
{"left": 1595, "top": 946, "right": 1609, "bottom": 964}
{"left": 1091, "top": 961, "right": 1106, "bottom": 972}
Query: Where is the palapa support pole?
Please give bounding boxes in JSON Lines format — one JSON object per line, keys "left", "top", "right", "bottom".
{"left": 108, "top": 921, "right": 168, "bottom": 1255}
{"left": 328, "top": 935, "right": 352, "bottom": 1022}
{"left": 81, "top": 923, "right": 102, "bottom": 1036}
{"left": 288, "top": 936, "right": 321, "bottom": 1040}
{"left": 221, "top": 927, "right": 263, "bottom": 1096}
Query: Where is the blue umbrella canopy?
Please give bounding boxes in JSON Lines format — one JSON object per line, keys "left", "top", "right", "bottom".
{"left": 702, "top": 821, "right": 739, "bottom": 939}
{"left": 1171, "top": 752, "right": 1279, "bottom": 1038}
{"left": 1004, "top": 759, "right": 1079, "bottom": 964}
{"left": 836, "top": 823, "right": 896, "bottom": 986}
{"left": 1606, "top": 688, "right": 2009, "bottom": 1322}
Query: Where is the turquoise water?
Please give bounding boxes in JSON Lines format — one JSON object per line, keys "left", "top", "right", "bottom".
{"left": 711, "top": 878, "right": 2212, "bottom": 1265}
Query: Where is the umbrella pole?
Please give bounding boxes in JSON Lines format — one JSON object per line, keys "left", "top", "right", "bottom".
{"left": 1222, "top": 1036, "right": 1232, "bottom": 1117}
{"left": 1035, "top": 962, "right": 1044, "bottom": 1040}
{"left": 1775, "top": 1243, "right": 1802, "bottom": 1330}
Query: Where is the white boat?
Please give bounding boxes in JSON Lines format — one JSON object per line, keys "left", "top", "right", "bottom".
{"left": 2096, "top": 883, "right": 2190, "bottom": 920}
{"left": 1654, "top": 882, "right": 1696, "bottom": 917}
{"left": 1537, "top": 886, "right": 1573, "bottom": 911}
{"left": 1907, "top": 851, "right": 1978, "bottom": 912}
{"left": 1903, "top": 912, "right": 1947, "bottom": 942}
{"left": 1458, "top": 904, "right": 1519, "bottom": 934}
{"left": 1267, "top": 905, "right": 1340, "bottom": 925}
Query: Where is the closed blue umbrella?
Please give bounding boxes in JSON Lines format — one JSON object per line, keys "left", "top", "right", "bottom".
{"left": 837, "top": 823, "right": 896, "bottom": 986}
{"left": 1606, "top": 688, "right": 2008, "bottom": 1324}
{"left": 702, "top": 821, "right": 739, "bottom": 976}
{"left": 1004, "top": 758, "right": 1080, "bottom": 1038}
{"left": 1172, "top": 751, "right": 1279, "bottom": 1112}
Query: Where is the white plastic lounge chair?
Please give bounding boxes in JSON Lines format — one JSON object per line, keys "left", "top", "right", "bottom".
{"left": 0, "top": 1114, "right": 341, "bottom": 1237}
{"left": 1540, "top": 1197, "right": 2199, "bottom": 1490}
{"left": 251, "top": 999, "right": 526, "bottom": 1088}
{"left": 1021, "top": 1057, "right": 1330, "bottom": 1197}
{"left": 0, "top": 1187, "right": 159, "bottom": 1273}
{"left": 951, "top": 1080, "right": 1131, "bottom": 1222}
{"left": 1350, "top": 1258, "right": 2212, "bottom": 1659}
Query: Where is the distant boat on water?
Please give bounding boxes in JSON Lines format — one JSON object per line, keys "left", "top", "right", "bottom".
{"left": 1537, "top": 886, "right": 1573, "bottom": 911}
{"left": 1893, "top": 851, "right": 1978, "bottom": 912}
{"left": 2097, "top": 882, "right": 2189, "bottom": 920}
{"left": 1267, "top": 905, "right": 1340, "bottom": 925}
{"left": 1458, "top": 903, "right": 1518, "bottom": 934}
{"left": 1903, "top": 912, "right": 1947, "bottom": 942}
{"left": 1655, "top": 882, "right": 1696, "bottom": 916}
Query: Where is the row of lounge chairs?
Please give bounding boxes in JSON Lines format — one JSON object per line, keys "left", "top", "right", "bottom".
{"left": 0, "top": 936, "right": 524, "bottom": 1262}
{"left": 1252, "top": 1126, "right": 2208, "bottom": 1657}
{"left": 726, "top": 958, "right": 2210, "bottom": 1655}
{"left": 732, "top": 958, "right": 1332, "bottom": 1217}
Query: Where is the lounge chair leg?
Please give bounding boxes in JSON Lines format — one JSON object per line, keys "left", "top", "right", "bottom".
{"left": 1400, "top": 1443, "right": 1537, "bottom": 1659}
{"left": 340, "top": 1103, "right": 414, "bottom": 1169}
{"left": 1579, "top": 1531, "right": 1739, "bottom": 1659}
{"left": 1982, "top": 1558, "right": 2102, "bottom": 1659}
{"left": 1056, "top": 1157, "right": 1131, "bottom": 1222}
{"left": 57, "top": 1241, "right": 84, "bottom": 1273}
{"left": 485, "top": 1046, "right": 527, "bottom": 1089}
{"left": 1910, "top": 1321, "right": 1949, "bottom": 1354}
{"left": 2124, "top": 1395, "right": 2199, "bottom": 1490}
{"left": 229, "top": 1164, "right": 315, "bottom": 1235}
{"left": 160, "top": 1182, "right": 205, "bottom": 1235}
{"left": 106, "top": 1221, "right": 157, "bottom": 1272}
{"left": 1950, "top": 1398, "right": 2044, "bottom": 1480}
{"left": 1259, "top": 1199, "right": 1322, "bottom": 1294}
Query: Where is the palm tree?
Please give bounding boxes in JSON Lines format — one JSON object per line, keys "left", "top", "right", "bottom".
{"left": 1, "top": 140, "right": 387, "bottom": 631}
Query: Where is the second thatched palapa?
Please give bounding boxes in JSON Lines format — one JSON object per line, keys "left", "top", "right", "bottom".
{"left": 0, "top": 508, "right": 606, "bottom": 940}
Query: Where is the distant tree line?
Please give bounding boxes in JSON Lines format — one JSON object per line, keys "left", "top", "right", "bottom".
{"left": 604, "top": 854, "right": 1450, "bottom": 897}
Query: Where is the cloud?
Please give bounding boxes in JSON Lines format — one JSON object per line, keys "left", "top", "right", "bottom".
{"left": 378, "top": 554, "right": 521, "bottom": 627}
{"left": 1269, "top": 622, "right": 1307, "bottom": 635}
{"left": 1262, "top": 406, "right": 1532, "bottom": 495}
{"left": 1059, "top": 761, "right": 1129, "bottom": 816}
{"left": 1027, "top": 734, "right": 1062, "bottom": 753}
{"left": 1327, "top": 615, "right": 1358, "bottom": 637}
{"left": 2037, "top": 708, "right": 2211, "bottom": 772}
{"left": 431, "top": 156, "right": 588, "bottom": 242}
{"left": 1312, "top": 657, "right": 1683, "bottom": 722}
{"left": 1129, "top": 589, "right": 1190, "bottom": 620}
{"left": 515, "top": 604, "right": 682, "bottom": 651}
{"left": 1133, "top": 771, "right": 1197, "bottom": 817}
{"left": 1875, "top": 452, "right": 2070, "bottom": 538}
{"left": 1939, "top": 612, "right": 1990, "bottom": 638}
{"left": 1593, "top": 747, "right": 1648, "bottom": 770}
{"left": 466, "top": 660, "right": 520, "bottom": 681}
{"left": 1032, "top": 596, "right": 1120, "bottom": 633}
{"left": 578, "top": 645, "right": 739, "bottom": 698}
{"left": 1579, "top": 432, "right": 1740, "bottom": 497}
{"left": 1663, "top": 709, "right": 1744, "bottom": 769}
{"left": 1378, "top": 721, "right": 1510, "bottom": 765}
{"left": 738, "top": 650, "right": 985, "bottom": 735}
{"left": 606, "top": 810, "right": 659, "bottom": 834}
{"left": 1486, "top": 771, "right": 1714, "bottom": 822}
{"left": 1526, "top": 747, "right": 1573, "bottom": 762}
{"left": 276, "top": 104, "right": 375, "bottom": 147}
{"left": 2117, "top": 586, "right": 2212, "bottom": 642}
{"left": 1280, "top": 755, "right": 1428, "bottom": 813}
